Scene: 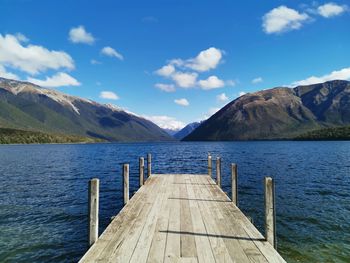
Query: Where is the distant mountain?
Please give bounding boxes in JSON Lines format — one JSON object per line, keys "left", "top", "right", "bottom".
{"left": 163, "top": 128, "right": 180, "bottom": 136}
{"left": 184, "top": 80, "right": 350, "bottom": 141}
{"left": 174, "top": 122, "right": 202, "bottom": 140}
{"left": 0, "top": 78, "right": 172, "bottom": 142}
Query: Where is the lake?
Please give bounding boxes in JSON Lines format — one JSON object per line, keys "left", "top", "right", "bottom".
{"left": 0, "top": 141, "right": 349, "bottom": 262}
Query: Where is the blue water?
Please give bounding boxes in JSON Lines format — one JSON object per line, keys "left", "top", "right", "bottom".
{"left": 0, "top": 142, "right": 349, "bottom": 262}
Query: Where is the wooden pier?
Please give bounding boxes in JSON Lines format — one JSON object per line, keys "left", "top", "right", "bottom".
{"left": 80, "top": 155, "right": 286, "bottom": 263}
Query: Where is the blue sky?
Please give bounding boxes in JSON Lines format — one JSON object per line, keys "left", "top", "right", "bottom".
{"left": 0, "top": 0, "right": 349, "bottom": 129}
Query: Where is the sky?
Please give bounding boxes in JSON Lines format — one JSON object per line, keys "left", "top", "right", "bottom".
{"left": 0, "top": 0, "right": 349, "bottom": 130}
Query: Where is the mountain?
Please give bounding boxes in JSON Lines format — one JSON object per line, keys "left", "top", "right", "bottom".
{"left": 163, "top": 128, "right": 180, "bottom": 136}
{"left": 0, "top": 78, "right": 172, "bottom": 142}
{"left": 174, "top": 122, "right": 202, "bottom": 140}
{"left": 184, "top": 80, "right": 350, "bottom": 141}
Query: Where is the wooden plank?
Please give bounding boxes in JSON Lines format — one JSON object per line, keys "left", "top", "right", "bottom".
{"left": 265, "top": 177, "right": 276, "bottom": 248}
{"left": 180, "top": 177, "right": 197, "bottom": 258}
{"left": 80, "top": 174, "right": 286, "bottom": 263}
{"left": 140, "top": 157, "right": 145, "bottom": 187}
{"left": 129, "top": 174, "right": 169, "bottom": 263}
{"left": 109, "top": 176, "right": 167, "bottom": 262}
{"left": 190, "top": 175, "right": 233, "bottom": 263}
{"left": 200, "top": 175, "right": 267, "bottom": 263}
{"left": 186, "top": 176, "right": 216, "bottom": 263}
{"left": 204, "top": 176, "right": 285, "bottom": 263}
{"left": 147, "top": 175, "right": 172, "bottom": 263}
{"left": 231, "top": 163, "right": 238, "bottom": 206}
{"left": 88, "top": 178, "right": 99, "bottom": 247}
{"left": 164, "top": 175, "right": 181, "bottom": 263}
{"left": 123, "top": 164, "right": 129, "bottom": 204}
{"left": 79, "top": 176, "right": 161, "bottom": 262}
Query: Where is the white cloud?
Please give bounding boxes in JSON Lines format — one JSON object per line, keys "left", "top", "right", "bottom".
{"left": 15, "top": 33, "right": 29, "bottom": 42}
{"left": 198, "top": 75, "right": 225, "bottom": 90}
{"left": 252, "top": 77, "right": 263, "bottom": 84}
{"left": 318, "top": 3, "right": 348, "bottom": 18}
{"left": 0, "top": 65, "right": 19, "bottom": 80}
{"left": 0, "top": 33, "right": 74, "bottom": 75}
{"left": 155, "top": 64, "right": 175, "bottom": 77}
{"left": 99, "top": 91, "right": 119, "bottom": 100}
{"left": 91, "top": 59, "right": 101, "bottom": 65}
{"left": 101, "top": 46, "right": 124, "bottom": 60}
{"left": 292, "top": 67, "right": 350, "bottom": 86}
{"left": 171, "top": 72, "right": 198, "bottom": 88}
{"left": 262, "top": 6, "right": 309, "bottom": 34}
{"left": 174, "top": 98, "right": 189, "bottom": 106}
{"left": 69, "top": 26, "right": 95, "bottom": 44}
{"left": 239, "top": 91, "right": 246, "bottom": 97}
{"left": 27, "top": 72, "right": 81, "bottom": 88}
{"left": 142, "top": 115, "right": 185, "bottom": 130}
{"left": 217, "top": 93, "right": 229, "bottom": 102}
{"left": 185, "top": 47, "right": 223, "bottom": 72}
{"left": 155, "top": 83, "right": 176, "bottom": 92}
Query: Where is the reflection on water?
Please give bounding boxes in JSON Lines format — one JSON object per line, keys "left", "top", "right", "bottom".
{"left": 0, "top": 141, "right": 349, "bottom": 262}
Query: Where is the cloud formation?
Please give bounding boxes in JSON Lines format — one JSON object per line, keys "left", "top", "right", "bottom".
{"left": 69, "top": 26, "right": 95, "bottom": 44}
{"left": 318, "top": 3, "right": 348, "bottom": 18}
{"left": 0, "top": 65, "right": 19, "bottom": 80}
{"left": 292, "top": 67, "right": 350, "bottom": 86}
{"left": 27, "top": 72, "right": 81, "bottom": 88}
{"left": 155, "top": 64, "right": 175, "bottom": 77}
{"left": 174, "top": 98, "right": 189, "bottom": 106}
{"left": 252, "top": 77, "right": 263, "bottom": 84}
{"left": 262, "top": 6, "right": 309, "bottom": 34}
{"left": 154, "top": 47, "right": 228, "bottom": 90}
{"left": 198, "top": 75, "right": 225, "bottom": 90}
{"left": 184, "top": 47, "right": 223, "bottom": 72}
{"left": 101, "top": 46, "right": 124, "bottom": 60}
{"left": 142, "top": 115, "right": 185, "bottom": 130}
{"left": 0, "top": 33, "right": 74, "bottom": 75}
{"left": 154, "top": 83, "right": 175, "bottom": 92}
{"left": 99, "top": 91, "right": 119, "bottom": 100}
{"left": 171, "top": 72, "right": 198, "bottom": 88}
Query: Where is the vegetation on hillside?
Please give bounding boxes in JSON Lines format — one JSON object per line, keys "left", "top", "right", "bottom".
{"left": 0, "top": 128, "right": 104, "bottom": 144}
{"left": 295, "top": 126, "right": 350, "bottom": 140}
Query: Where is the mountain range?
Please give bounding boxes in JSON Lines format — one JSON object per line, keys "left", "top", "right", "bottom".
{"left": 0, "top": 78, "right": 172, "bottom": 142}
{"left": 184, "top": 80, "right": 350, "bottom": 140}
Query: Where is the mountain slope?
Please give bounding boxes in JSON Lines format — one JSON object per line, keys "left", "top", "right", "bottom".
{"left": 184, "top": 80, "right": 350, "bottom": 141}
{"left": 0, "top": 78, "right": 172, "bottom": 142}
{"left": 174, "top": 122, "right": 201, "bottom": 140}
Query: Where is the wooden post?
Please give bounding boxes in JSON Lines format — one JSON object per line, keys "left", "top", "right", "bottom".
{"left": 264, "top": 177, "right": 276, "bottom": 249}
{"left": 88, "top": 178, "right": 99, "bottom": 247}
{"left": 123, "top": 164, "right": 129, "bottom": 205}
{"left": 216, "top": 157, "right": 221, "bottom": 187}
{"left": 231, "top": 163, "right": 238, "bottom": 206}
{"left": 139, "top": 157, "right": 144, "bottom": 187}
{"left": 208, "top": 154, "right": 212, "bottom": 177}
{"left": 147, "top": 153, "right": 152, "bottom": 177}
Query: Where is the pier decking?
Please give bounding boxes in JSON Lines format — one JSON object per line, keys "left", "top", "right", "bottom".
{"left": 80, "top": 173, "right": 286, "bottom": 262}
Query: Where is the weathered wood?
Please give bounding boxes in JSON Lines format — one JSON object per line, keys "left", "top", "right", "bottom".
{"left": 80, "top": 174, "right": 285, "bottom": 263}
{"left": 208, "top": 154, "right": 212, "bottom": 177}
{"left": 231, "top": 163, "right": 238, "bottom": 206}
{"left": 216, "top": 157, "right": 221, "bottom": 187}
{"left": 147, "top": 153, "right": 152, "bottom": 177}
{"left": 139, "top": 157, "right": 145, "bottom": 187}
{"left": 123, "top": 164, "right": 129, "bottom": 205}
{"left": 88, "top": 178, "right": 99, "bottom": 247}
{"left": 264, "top": 177, "right": 276, "bottom": 249}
